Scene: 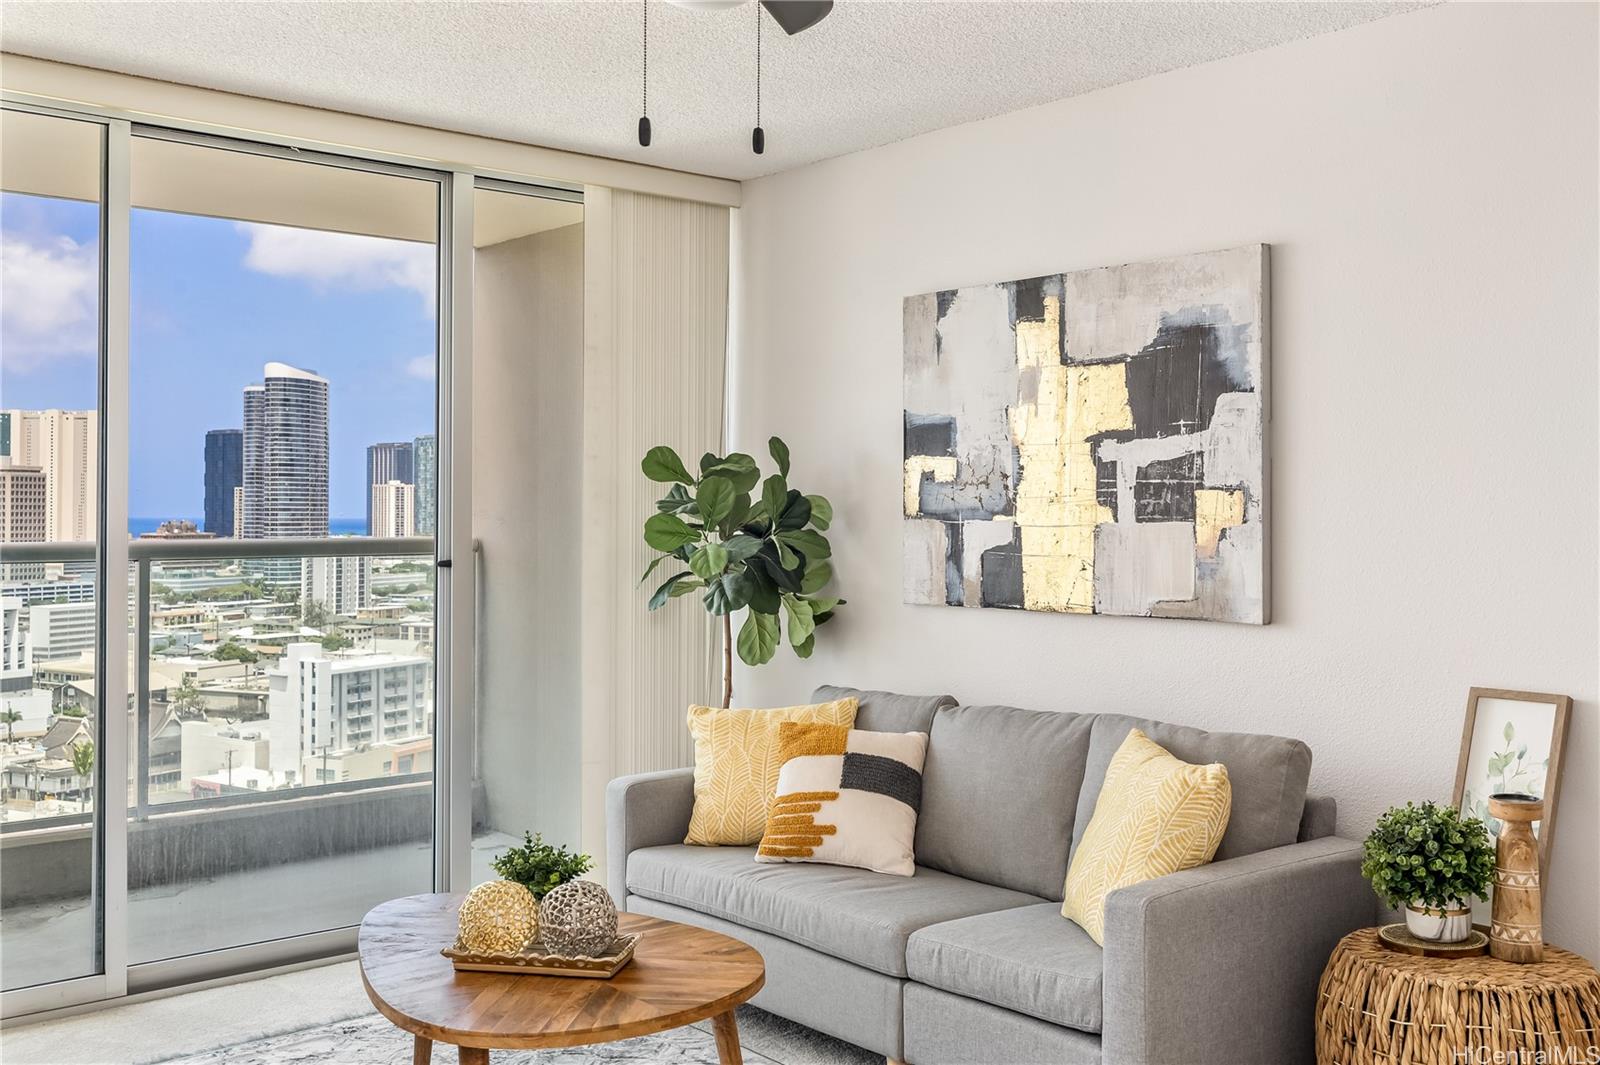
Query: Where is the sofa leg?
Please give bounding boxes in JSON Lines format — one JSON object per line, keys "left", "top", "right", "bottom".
{"left": 887, "top": 1059, "right": 905, "bottom": 1065}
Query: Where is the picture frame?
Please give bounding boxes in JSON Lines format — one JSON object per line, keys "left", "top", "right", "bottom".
{"left": 1452, "top": 687, "right": 1572, "bottom": 882}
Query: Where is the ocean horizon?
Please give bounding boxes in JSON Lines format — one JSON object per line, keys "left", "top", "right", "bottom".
{"left": 129, "top": 517, "right": 367, "bottom": 537}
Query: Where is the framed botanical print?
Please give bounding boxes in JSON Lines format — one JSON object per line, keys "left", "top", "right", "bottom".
{"left": 1453, "top": 687, "right": 1572, "bottom": 882}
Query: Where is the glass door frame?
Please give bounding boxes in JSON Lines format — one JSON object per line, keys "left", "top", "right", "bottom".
{"left": 0, "top": 90, "right": 579, "bottom": 1020}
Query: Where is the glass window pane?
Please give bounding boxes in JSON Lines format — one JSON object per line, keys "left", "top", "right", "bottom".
{"left": 0, "top": 108, "right": 104, "bottom": 991}
{"left": 126, "top": 135, "right": 438, "bottom": 962}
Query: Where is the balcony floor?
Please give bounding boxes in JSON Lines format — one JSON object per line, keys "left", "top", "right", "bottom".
{"left": 1, "top": 831, "right": 517, "bottom": 992}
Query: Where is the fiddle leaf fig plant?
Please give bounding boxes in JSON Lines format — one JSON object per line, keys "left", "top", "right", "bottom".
{"left": 641, "top": 437, "right": 843, "bottom": 707}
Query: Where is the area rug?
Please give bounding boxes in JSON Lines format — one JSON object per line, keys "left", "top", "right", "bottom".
{"left": 153, "top": 1006, "right": 878, "bottom": 1065}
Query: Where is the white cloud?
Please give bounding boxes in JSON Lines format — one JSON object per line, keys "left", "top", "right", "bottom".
{"left": 404, "top": 355, "right": 436, "bottom": 381}
{"left": 0, "top": 231, "right": 99, "bottom": 370}
{"left": 236, "top": 222, "right": 435, "bottom": 308}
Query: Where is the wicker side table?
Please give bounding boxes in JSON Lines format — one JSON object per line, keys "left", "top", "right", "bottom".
{"left": 1316, "top": 928, "right": 1600, "bottom": 1065}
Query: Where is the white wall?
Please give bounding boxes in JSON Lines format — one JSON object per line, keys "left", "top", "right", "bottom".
{"left": 730, "top": 2, "right": 1599, "bottom": 958}
{"left": 474, "top": 223, "right": 585, "bottom": 850}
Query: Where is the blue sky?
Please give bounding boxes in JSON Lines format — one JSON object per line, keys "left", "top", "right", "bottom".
{"left": 1, "top": 191, "right": 436, "bottom": 520}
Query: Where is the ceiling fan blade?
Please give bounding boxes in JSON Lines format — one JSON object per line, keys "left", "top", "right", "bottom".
{"left": 760, "top": 0, "right": 833, "bottom": 35}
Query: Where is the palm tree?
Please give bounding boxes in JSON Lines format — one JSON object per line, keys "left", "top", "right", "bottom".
{"left": 70, "top": 739, "right": 95, "bottom": 806}
{"left": 1, "top": 709, "right": 20, "bottom": 744}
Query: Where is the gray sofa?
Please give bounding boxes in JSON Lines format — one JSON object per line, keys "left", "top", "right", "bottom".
{"left": 606, "top": 685, "right": 1373, "bottom": 1065}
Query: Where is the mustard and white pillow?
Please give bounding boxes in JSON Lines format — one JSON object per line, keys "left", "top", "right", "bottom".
{"left": 755, "top": 723, "right": 929, "bottom": 877}
{"left": 684, "top": 698, "right": 859, "bottom": 846}
{"left": 1061, "top": 728, "right": 1232, "bottom": 944}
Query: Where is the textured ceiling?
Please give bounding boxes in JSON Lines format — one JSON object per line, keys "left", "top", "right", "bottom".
{"left": 1, "top": 1, "right": 1427, "bottom": 182}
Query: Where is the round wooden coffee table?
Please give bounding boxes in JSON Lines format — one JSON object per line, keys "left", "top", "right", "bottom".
{"left": 360, "top": 893, "right": 765, "bottom": 1064}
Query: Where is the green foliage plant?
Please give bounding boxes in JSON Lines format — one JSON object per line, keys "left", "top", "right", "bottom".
{"left": 639, "top": 437, "right": 843, "bottom": 708}
{"left": 490, "top": 832, "right": 594, "bottom": 900}
{"left": 1360, "top": 800, "right": 1495, "bottom": 910}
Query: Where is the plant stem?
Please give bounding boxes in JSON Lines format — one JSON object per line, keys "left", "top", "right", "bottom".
{"left": 722, "top": 612, "right": 733, "bottom": 709}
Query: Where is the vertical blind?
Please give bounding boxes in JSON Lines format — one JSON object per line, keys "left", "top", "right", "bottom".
{"left": 581, "top": 187, "right": 730, "bottom": 861}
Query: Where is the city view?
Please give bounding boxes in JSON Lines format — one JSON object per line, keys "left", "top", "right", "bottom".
{"left": 3, "top": 171, "right": 444, "bottom": 978}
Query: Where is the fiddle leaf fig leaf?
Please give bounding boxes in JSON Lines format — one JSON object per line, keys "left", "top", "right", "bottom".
{"left": 696, "top": 476, "right": 735, "bottom": 527}
{"left": 769, "top": 436, "right": 791, "bottom": 478}
{"left": 702, "top": 571, "right": 752, "bottom": 616}
{"left": 724, "top": 534, "right": 764, "bottom": 562}
{"left": 776, "top": 490, "right": 812, "bottom": 531}
{"left": 644, "top": 513, "right": 699, "bottom": 552}
{"left": 639, "top": 554, "right": 670, "bottom": 585}
{"left": 776, "top": 528, "right": 831, "bottom": 561}
{"left": 656, "top": 483, "right": 694, "bottom": 513}
{"left": 761, "top": 475, "right": 789, "bottom": 526}
{"left": 794, "top": 633, "right": 816, "bottom": 659}
{"left": 783, "top": 595, "right": 815, "bottom": 646}
{"left": 805, "top": 494, "right": 833, "bottom": 530}
{"left": 800, "top": 559, "right": 833, "bottom": 594}
{"left": 647, "top": 572, "right": 694, "bottom": 610}
{"left": 689, "top": 542, "right": 729, "bottom": 581}
{"left": 642, "top": 446, "right": 693, "bottom": 484}
{"left": 737, "top": 611, "right": 780, "bottom": 666}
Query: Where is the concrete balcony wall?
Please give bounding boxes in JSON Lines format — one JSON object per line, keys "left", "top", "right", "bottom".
{"left": 1, "top": 779, "right": 487, "bottom": 906}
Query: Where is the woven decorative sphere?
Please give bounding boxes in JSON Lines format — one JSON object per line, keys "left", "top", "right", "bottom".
{"left": 539, "top": 880, "right": 618, "bottom": 957}
{"left": 457, "top": 880, "right": 538, "bottom": 954}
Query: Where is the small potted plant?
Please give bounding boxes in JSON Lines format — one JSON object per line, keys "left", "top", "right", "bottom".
{"left": 491, "top": 832, "right": 594, "bottom": 900}
{"left": 1361, "top": 800, "right": 1495, "bottom": 943}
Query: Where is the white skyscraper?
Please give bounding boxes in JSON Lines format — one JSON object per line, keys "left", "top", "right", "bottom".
{"left": 1, "top": 410, "right": 98, "bottom": 542}
{"left": 300, "top": 555, "right": 371, "bottom": 617}
{"left": 240, "top": 364, "right": 329, "bottom": 540}
{"left": 370, "top": 480, "right": 415, "bottom": 538}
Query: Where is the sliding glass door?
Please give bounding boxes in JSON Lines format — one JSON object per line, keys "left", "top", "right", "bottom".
{"left": 1, "top": 89, "right": 581, "bottom": 1016}
{"left": 0, "top": 106, "right": 108, "bottom": 998}
{"left": 123, "top": 132, "right": 442, "bottom": 967}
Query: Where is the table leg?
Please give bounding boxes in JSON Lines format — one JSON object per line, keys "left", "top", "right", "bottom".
{"left": 711, "top": 1009, "right": 742, "bottom": 1065}
{"left": 412, "top": 1035, "right": 432, "bottom": 1065}
{"left": 458, "top": 1047, "right": 488, "bottom": 1065}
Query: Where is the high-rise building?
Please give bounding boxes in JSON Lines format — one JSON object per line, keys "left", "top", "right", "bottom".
{"left": 203, "top": 429, "right": 243, "bottom": 537}
{"left": 0, "top": 462, "right": 47, "bottom": 544}
{"left": 267, "top": 642, "right": 431, "bottom": 782}
{"left": 232, "top": 486, "right": 245, "bottom": 538}
{"left": 300, "top": 555, "right": 371, "bottom": 617}
{"left": 1, "top": 410, "right": 98, "bottom": 541}
{"left": 240, "top": 364, "right": 329, "bottom": 540}
{"left": 27, "top": 601, "right": 97, "bottom": 662}
{"left": 2, "top": 597, "right": 31, "bottom": 693}
{"left": 412, "top": 434, "right": 436, "bottom": 536}
{"left": 0, "top": 461, "right": 48, "bottom": 582}
{"left": 370, "top": 480, "right": 415, "bottom": 538}
{"left": 365, "top": 443, "right": 413, "bottom": 535}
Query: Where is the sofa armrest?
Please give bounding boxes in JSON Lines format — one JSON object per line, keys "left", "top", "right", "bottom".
{"left": 1101, "top": 836, "right": 1375, "bottom": 1065}
{"left": 604, "top": 768, "right": 695, "bottom": 911}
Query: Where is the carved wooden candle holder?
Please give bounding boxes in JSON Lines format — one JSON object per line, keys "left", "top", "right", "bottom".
{"left": 1488, "top": 793, "right": 1543, "bottom": 964}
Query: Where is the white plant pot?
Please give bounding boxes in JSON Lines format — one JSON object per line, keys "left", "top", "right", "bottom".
{"left": 1405, "top": 899, "right": 1472, "bottom": 943}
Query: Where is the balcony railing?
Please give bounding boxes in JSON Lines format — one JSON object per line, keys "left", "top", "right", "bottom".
{"left": 0, "top": 536, "right": 435, "bottom": 830}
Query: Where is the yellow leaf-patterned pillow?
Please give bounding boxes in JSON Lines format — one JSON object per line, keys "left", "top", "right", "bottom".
{"left": 684, "top": 698, "right": 859, "bottom": 845}
{"left": 1061, "top": 728, "right": 1232, "bottom": 944}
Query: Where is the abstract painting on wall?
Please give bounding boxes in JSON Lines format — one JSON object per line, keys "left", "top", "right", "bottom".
{"left": 903, "top": 244, "right": 1269, "bottom": 624}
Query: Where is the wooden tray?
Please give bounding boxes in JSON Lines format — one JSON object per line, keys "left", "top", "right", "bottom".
{"left": 1377, "top": 922, "right": 1488, "bottom": 959}
{"left": 441, "top": 933, "right": 641, "bottom": 977}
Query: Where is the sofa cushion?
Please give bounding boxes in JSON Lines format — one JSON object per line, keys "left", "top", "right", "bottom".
{"left": 1071, "top": 713, "right": 1311, "bottom": 863}
{"left": 916, "top": 704, "right": 1093, "bottom": 900}
{"left": 906, "top": 903, "right": 1104, "bottom": 1034}
{"left": 812, "top": 684, "right": 955, "bottom": 735}
{"left": 625, "top": 844, "right": 1041, "bottom": 977}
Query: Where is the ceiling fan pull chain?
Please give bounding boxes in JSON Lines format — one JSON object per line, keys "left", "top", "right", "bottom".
{"left": 752, "top": 1, "right": 765, "bottom": 154}
{"left": 639, "top": 0, "right": 653, "bottom": 147}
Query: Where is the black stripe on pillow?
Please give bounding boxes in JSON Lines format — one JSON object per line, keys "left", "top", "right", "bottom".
{"left": 840, "top": 752, "right": 922, "bottom": 812}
